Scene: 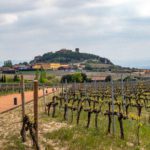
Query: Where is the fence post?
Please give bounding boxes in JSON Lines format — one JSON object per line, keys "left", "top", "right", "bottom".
{"left": 20, "top": 75, "right": 26, "bottom": 142}
{"left": 111, "top": 78, "right": 116, "bottom": 135}
{"left": 43, "top": 85, "right": 46, "bottom": 113}
{"left": 74, "top": 81, "right": 76, "bottom": 95}
{"left": 34, "top": 80, "right": 39, "bottom": 147}
{"left": 121, "top": 74, "right": 125, "bottom": 112}
{"left": 84, "top": 80, "right": 87, "bottom": 98}
{"left": 64, "top": 79, "right": 68, "bottom": 120}
{"left": 62, "top": 82, "right": 64, "bottom": 95}
{"left": 53, "top": 85, "right": 55, "bottom": 96}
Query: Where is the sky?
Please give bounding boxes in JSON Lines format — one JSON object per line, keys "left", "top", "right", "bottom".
{"left": 0, "top": 0, "right": 150, "bottom": 68}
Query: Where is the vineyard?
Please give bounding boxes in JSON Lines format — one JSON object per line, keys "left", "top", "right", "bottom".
{"left": 0, "top": 78, "right": 150, "bottom": 150}
{"left": 0, "top": 83, "right": 33, "bottom": 96}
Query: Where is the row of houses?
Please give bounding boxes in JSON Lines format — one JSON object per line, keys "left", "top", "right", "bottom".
{"left": 0, "top": 63, "right": 83, "bottom": 74}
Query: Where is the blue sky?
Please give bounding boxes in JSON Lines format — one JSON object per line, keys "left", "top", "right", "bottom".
{"left": 0, "top": 0, "right": 150, "bottom": 68}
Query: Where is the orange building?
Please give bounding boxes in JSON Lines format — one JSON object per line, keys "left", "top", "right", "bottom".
{"left": 32, "top": 63, "right": 69, "bottom": 70}
{"left": 144, "top": 69, "right": 150, "bottom": 74}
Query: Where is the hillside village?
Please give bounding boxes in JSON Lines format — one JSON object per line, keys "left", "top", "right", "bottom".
{"left": 0, "top": 61, "right": 85, "bottom": 73}
{"left": 0, "top": 48, "right": 150, "bottom": 82}
{"left": 0, "top": 48, "right": 112, "bottom": 72}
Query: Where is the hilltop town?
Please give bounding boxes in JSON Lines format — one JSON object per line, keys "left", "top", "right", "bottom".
{"left": 0, "top": 48, "right": 113, "bottom": 73}
{"left": 0, "top": 48, "right": 150, "bottom": 82}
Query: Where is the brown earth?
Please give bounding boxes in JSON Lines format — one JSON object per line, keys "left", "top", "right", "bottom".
{"left": 0, "top": 88, "right": 54, "bottom": 113}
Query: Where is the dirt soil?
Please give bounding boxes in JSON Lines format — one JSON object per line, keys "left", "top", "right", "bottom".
{"left": 0, "top": 88, "right": 53, "bottom": 113}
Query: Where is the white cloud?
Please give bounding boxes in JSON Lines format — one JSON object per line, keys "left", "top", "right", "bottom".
{"left": 35, "top": 0, "right": 55, "bottom": 9}
{"left": 84, "top": 0, "right": 130, "bottom": 8}
{"left": 134, "top": 0, "right": 150, "bottom": 17}
{"left": 0, "top": 14, "right": 18, "bottom": 26}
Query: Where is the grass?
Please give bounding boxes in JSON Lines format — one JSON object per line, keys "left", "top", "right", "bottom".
{"left": 42, "top": 105, "right": 150, "bottom": 150}
{"left": 3, "top": 135, "right": 25, "bottom": 150}
{"left": 45, "top": 126, "right": 127, "bottom": 150}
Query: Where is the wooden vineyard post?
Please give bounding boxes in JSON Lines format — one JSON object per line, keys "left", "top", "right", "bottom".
{"left": 34, "top": 80, "right": 39, "bottom": 147}
{"left": 53, "top": 85, "right": 55, "bottom": 96}
{"left": 64, "top": 79, "right": 68, "bottom": 121}
{"left": 20, "top": 75, "right": 26, "bottom": 142}
{"left": 74, "top": 81, "right": 76, "bottom": 96}
{"left": 121, "top": 74, "right": 125, "bottom": 112}
{"left": 62, "top": 82, "right": 64, "bottom": 95}
{"left": 65, "top": 79, "right": 68, "bottom": 119}
{"left": 58, "top": 83, "right": 60, "bottom": 93}
{"left": 94, "top": 80, "right": 96, "bottom": 91}
{"left": 84, "top": 81, "right": 87, "bottom": 98}
{"left": 102, "top": 81, "right": 106, "bottom": 94}
{"left": 43, "top": 85, "right": 46, "bottom": 113}
{"left": 111, "top": 79, "right": 116, "bottom": 136}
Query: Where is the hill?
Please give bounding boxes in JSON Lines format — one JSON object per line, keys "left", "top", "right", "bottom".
{"left": 30, "top": 48, "right": 113, "bottom": 65}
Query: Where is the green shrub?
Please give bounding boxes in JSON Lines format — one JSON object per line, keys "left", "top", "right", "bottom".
{"left": 13, "top": 74, "right": 20, "bottom": 82}
{"left": 61, "top": 73, "right": 89, "bottom": 83}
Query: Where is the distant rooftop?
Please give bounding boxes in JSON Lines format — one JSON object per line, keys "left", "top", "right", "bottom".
{"left": 56, "top": 49, "right": 72, "bottom": 53}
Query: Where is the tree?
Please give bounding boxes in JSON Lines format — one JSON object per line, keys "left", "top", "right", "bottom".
{"left": 105, "top": 75, "right": 112, "bottom": 82}
{"left": 72, "top": 73, "right": 83, "bottom": 83}
{"left": 35, "top": 70, "right": 39, "bottom": 80}
{"left": 19, "top": 62, "right": 29, "bottom": 65}
{"left": 39, "top": 69, "right": 48, "bottom": 83}
{"left": 61, "top": 74, "right": 72, "bottom": 83}
{"left": 0, "top": 75, "right": 7, "bottom": 83}
{"left": 13, "top": 74, "right": 20, "bottom": 82}
{"left": 81, "top": 73, "right": 88, "bottom": 82}
{"left": 0, "top": 75, "right": 3, "bottom": 82}
{"left": 61, "top": 73, "right": 89, "bottom": 83}
{"left": 3, "top": 60, "right": 13, "bottom": 67}
{"left": 85, "top": 64, "right": 93, "bottom": 71}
